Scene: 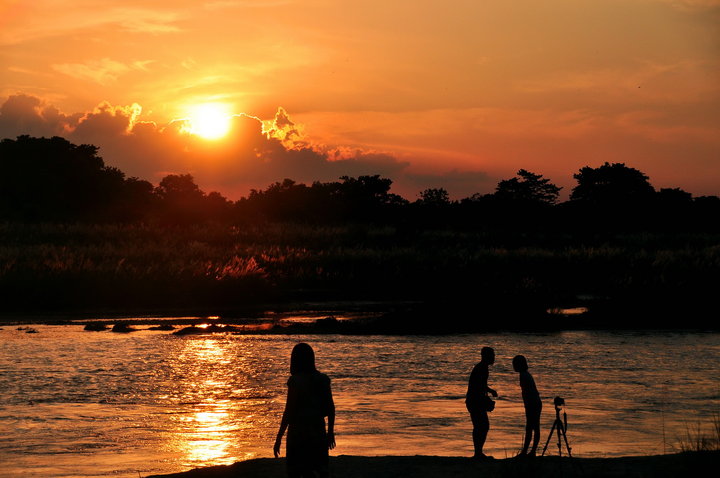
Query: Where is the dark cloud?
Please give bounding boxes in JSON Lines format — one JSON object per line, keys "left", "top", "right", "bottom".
{"left": 404, "top": 169, "right": 495, "bottom": 199}
{"left": 72, "top": 102, "right": 141, "bottom": 140}
{"left": 0, "top": 94, "right": 78, "bottom": 138}
{"left": 0, "top": 94, "right": 487, "bottom": 199}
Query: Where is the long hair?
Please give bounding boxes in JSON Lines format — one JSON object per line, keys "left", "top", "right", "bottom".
{"left": 290, "top": 342, "right": 316, "bottom": 375}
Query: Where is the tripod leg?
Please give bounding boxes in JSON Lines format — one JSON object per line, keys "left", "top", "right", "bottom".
{"left": 541, "top": 421, "right": 557, "bottom": 457}
{"left": 561, "top": 428, "right": 573, "bottom": 458}
{"left": 557, "top": 422, "right": 562, "bottom": 457}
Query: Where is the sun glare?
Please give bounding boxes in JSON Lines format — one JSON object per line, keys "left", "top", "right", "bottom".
{"left": 187, "top": 103, "right": 232, "bottom": 140}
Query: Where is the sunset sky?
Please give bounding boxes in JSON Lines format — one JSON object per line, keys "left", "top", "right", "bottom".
{"left": 1, "top": 0, "right": 718, "bottom": 199}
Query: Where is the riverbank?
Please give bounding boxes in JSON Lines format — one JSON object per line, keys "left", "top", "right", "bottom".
{"left": 2, "top": 223, "right": 719, "bottom": 331}
{"left": 147, "top": 451, "right": 719, "bottom": 478}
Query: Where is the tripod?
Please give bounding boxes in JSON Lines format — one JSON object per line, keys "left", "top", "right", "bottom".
{"left": 541, "top": 396, "right": 572, "bottom": 457}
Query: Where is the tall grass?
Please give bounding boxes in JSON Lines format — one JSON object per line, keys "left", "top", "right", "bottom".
{"left": 674, "top": 414, "right": 720, "bottom": 453}
{"left": 1, "top": 222, "right": 719, "bottom": 319}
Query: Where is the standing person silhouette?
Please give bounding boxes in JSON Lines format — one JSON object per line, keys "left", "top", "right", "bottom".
{"left": 512, "top": 354, "right": 542, "bottom": 457}
{"left": 465, "top": 346, "right": 498, "bottom": 459}
{"left": 274, "top": 343, "right": 336, "bottom": 478}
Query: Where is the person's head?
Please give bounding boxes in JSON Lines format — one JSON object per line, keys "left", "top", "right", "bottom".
{"left": 481, "top": 346, "right": 495, "bottom": 365}
{"left": 512, "top": 354, "right": 528, "bottom": 372}
{"left": 290, "top": 342, "right": 316, "bottom": 375}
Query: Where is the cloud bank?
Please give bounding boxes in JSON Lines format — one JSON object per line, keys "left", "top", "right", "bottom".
{"left": 1, "top": 94, "right": 492, "bottom": 199}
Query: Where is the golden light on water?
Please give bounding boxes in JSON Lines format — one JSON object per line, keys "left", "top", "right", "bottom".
{"left": 188, "top": 337, "right": 230, "bottom": 362}
{"left": 181, "top": 408, "right": 233, "bottom": 464}
{"left": 173, "top": 338, "right": 237, "bottom": 466}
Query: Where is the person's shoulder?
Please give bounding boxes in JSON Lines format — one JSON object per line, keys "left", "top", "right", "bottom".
{"left": 288, "top": 373, "right": 307, "bottom": 386}
{"left": 314, "top": 371, "right": 331, "bottom": 384}
{"left": 470, "top": 362, "right": 486, "bottom": 376}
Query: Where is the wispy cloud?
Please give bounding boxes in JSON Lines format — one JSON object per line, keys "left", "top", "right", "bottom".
{"left": 514, "top": 60, "right": 720, "bottom": 104}
{"left": 0, "top": 4, "right": 182, "bottom": 45}
{"left": 113, "top": 8, "right": 182, "bottom": 34}
{"left": 650, "top": 0, "right": 720, "bottom": 10}
{"left": 52, "top": 58, "right": 154, "bottom": 85}
{"left": 6, "top": 66, "right": 47, "bottom": 76}
{"left": 203, "top": 0, "right": 295, "bottom": 9}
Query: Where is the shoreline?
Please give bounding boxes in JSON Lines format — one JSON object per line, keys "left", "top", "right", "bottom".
{"left": 1, "top": 310, "right": 718, "bottom": 334}
{"left": 2, "top": 313, "right": 718, "bottom": 335}
{"left": 146, "top": 451, "right": 720, "bottom": 478}
{"left": 1, "top": 297, "right": 718, "bottom": 333}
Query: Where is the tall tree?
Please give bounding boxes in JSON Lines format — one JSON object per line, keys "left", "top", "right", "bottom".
{"left": 155, "top": 174, "right": 205, "bottom": 202}
{"left": 494, "top": 169, "right": 561, "bottom": 205}
{"left": 154, "top": 174, "right": 209, "bottom": 224}
{"left": 0, "top": 135, "right": 138, "bottom": 221}
{"left": 570, "top": 162, "right": 655, "bottom": 205}
{"left": 418, "top": 187, "right": 451, "bottom": 206}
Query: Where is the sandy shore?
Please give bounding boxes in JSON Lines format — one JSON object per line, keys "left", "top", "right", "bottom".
{"left": 146, "top": 451, "right": 719, "bottom": 478}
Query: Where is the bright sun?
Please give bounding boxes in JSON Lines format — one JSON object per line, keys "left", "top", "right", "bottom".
{"left": 187, "top": 103, "right": 232, "bottom": 140}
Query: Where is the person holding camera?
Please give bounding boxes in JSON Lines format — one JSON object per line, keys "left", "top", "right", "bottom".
{"left": 465, "top": 346, "right": 498, "bottom": 459}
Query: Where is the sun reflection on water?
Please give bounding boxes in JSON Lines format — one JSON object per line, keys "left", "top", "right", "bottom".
{"left": 173, "top": 338, "right": 238, "bottom": 467}
{"left": 181, "top": 408, "right": 233, "bottom": 465}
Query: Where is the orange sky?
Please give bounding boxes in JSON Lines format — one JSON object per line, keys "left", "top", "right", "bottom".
{"left": 1, "top": 0, "right": 719, "bottom": 199}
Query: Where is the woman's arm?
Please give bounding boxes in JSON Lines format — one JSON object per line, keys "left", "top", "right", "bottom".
{"left": 327, "top": 382, "right": 336, "bottom": 450}
{"left": 274, "top": 384, "right": 296, "bottom": 458}
{"left": 273, "top": 408, "right": 289, "bottom": 458}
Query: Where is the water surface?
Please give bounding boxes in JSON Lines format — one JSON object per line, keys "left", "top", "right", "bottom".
{"left": 0, "top": 324, "right": 718, "bottom": 477}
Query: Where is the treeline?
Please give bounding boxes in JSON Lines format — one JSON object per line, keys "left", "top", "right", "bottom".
{"left": 2, "top": 135, "right": 719, "bottom": 232}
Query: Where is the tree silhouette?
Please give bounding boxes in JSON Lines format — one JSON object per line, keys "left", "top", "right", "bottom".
{"left": 156, "top": 174, "right": 205, "bottom": 202}
{"left": 418, "top": 188, "right": 451, "bottom": 206}
{"left": 0, "top": 135, "right": 151, "bottom": 222}
{"left": 3, "top": 135, "right": 720, "bottom": 231}
{"left": 570, "top": 162, "right": 655, "bottom": 205}
{"left": 242, "top": 178, "right": 313, "bottom": 222}
{"left": 155, "top": 173, "right": 226, "bottom": 224}
{"left": 494, "top": 169, "right": 561, "bottom": 205}
{"left": 334, "top": 175, "right": 406, "bottom": 222}
{"left": 657, "top": 187, "right": 692, "bottom": 205}
{"left": 337, "top": 175, "right": 405, "bottom": 205}
{"left": 114, "top": 176, "right": 156, "bottom": 221}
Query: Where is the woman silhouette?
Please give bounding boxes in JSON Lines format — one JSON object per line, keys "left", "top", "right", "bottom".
{"left": 274, "top": 343, "right": 336, "bottom": 478}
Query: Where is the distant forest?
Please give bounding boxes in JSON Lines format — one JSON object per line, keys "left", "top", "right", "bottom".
{"left": 2, "top": 136, "right": 720, "bottom": 326}
{"left": 2, "top": 135, "right": 719, "bottom": 232}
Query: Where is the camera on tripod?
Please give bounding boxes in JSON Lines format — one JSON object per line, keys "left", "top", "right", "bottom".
{"left": 542, "top": 396, "right": 572, "bottom": 457}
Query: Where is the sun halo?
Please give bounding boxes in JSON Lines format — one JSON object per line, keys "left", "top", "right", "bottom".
{"left": 186, "top": 103, "right": 232, "bottom": 140}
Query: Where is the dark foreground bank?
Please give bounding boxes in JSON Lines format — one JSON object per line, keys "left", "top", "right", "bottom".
{"left": 147, "top": 451, "right": 719, "bottom": 478}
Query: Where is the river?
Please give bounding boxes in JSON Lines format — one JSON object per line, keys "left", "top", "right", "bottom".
{"left": 0, "top": 322, "right": 718, "bottom": 477}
